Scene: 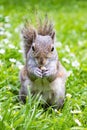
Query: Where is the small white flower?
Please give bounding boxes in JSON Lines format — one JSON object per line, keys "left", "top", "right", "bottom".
{"left": 78, "top": 41, "right": 83, "bottom": 46}
{"left": 0, "top": 115, "right": 3, "bottom": 121}
{"left": 69, "top": 53, "right": 75, "bottom": 58}
{"left": 3, "top": 38, "right": 9, "bottom": 44}
{"left": 0, "top": 44, "right": 3, "bottom": 47}
{"left": 18, "top": 50, "right": 23, "bottom": 53}
{"left": 16, "top": 61, "right": 23, "bottom": 70}
{"left": 0, "top": 49, "right": 5, "bottom": 54}
{"left": 15, "top": 27, "right": 19, "bottom": 33}
{"left": 55, "top": 41, "right": 62, "bottom": 48}
{"left": 70, "top": 110, "right": 81, "bottom": 114}
{"left": 0, "top": 31, "right": 5, "bottom": 35}
{"left": 74, "top": 119, "right": 82, "bottom": 126}
{"left": 8, "top": 44, "right": 15, "bottom": 49}
{"left": 20, "top": 41, "right": 23, "bottom": 46}
{"left": 8, "top": 109, "right": 10, "bottom": 112}
{"left": 61, "top": 50, "right": 65, "bottom": 53}
{"left": 66, "top": 93, "right": 72, "bottom": 98}
{"left": 4, "top": 23, "right": 11, "bottom": 28}
{"left": 0, "top": 27, "right": 5, "bottom": 31}
{"left": 5, "top": 31, "right": 12, "bottom": 38}
{"left": 54, "top": 109, "right": 57, "bottom": 112}
{"left": 5, "top": 16, "right": 10, "bottom": 22}
{"left": 65, "top": 45, "right": 70, "bottom": 52}
{"left": 0, "top": 60, "right": 3, "bottom": 66}
{"left": 67, "top": 70, "right": 72, "bottom": 77}
{"left": 6, "top": 85, "right": 11, "bottom": 90}
{"left": 72, "top": 60, "right": 80, "bottom": 68}
{"left": 9, "top": 58, "right": 16, "bottom": 63}
{"left": 62, "top": 57, "right": 70, "bottom": 64}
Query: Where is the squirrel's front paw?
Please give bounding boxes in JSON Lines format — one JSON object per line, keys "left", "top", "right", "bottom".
{"left": 34, "top": 67, "right": 42, "bottom": 78}
{"left": 42, "top": 69, "right": 51, "bottom": 77}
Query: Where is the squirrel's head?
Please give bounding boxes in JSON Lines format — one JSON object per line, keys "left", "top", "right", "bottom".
{"left": 31, "top": 31, "right": 56, "bottom": 67}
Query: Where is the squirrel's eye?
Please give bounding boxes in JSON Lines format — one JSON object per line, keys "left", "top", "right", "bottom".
{"left": 51, "top": 46, "right": 54, "bottom": 52}
{"left": 32, "top": 46, "right": 35, "bottom": 51}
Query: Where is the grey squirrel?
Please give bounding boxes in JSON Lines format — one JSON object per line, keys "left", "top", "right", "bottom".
{"left": 19, "top": 17, "right": 68, "bottom": 109}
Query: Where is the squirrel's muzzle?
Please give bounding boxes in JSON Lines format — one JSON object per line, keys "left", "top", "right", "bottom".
{"left": 39, "top": 57, "right": 46, "bottom": 66}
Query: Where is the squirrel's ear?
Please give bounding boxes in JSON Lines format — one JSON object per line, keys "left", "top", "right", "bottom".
{"left": 21, "top": 28, "right": 27, "bottom": 39}
{"left": 50, "top": 31, "right": 55, "bottom": 41}
{"left": 33, "top": 30, "right": 37, "bottom": 41}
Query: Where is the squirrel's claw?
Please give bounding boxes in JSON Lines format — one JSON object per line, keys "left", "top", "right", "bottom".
{"left": 42, "top": 69, "right": 51, "bottom": 77}
{"left": 34, "top": 67, "right": 42, "bottom": 78}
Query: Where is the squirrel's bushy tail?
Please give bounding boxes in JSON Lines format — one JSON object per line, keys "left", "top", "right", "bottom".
{"left": 22, "top": 17, "right": 54, "bottom": 59}
{"left": 22, "top": 24, "right": 36, "bottom": 59}
{"left": 37, "top": 17, "right": 54, "bottom": 36}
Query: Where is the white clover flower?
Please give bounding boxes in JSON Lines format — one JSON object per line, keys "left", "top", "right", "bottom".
{"left": 5, "top": 31, "right": 12, "bottom": 38}
{"left": 3, "top": 38, "right": 9, "bottom": 44}
{"left": 0, "top": 49, "right": 5, "bottom": 54}
{"left": 55, "top": 41, "right": 62, "bottom": 48}
{"left": 62, "top": 57, "right": 70, "bottom": 64}
{"left": 4, "top": 23, "right": 11, "bottom": 28}
{"left": 20, "top": 41, "right": 23, "bottom": 46}
{"left": 66, "top": 93, "right": 72, "bottom": 98}
{"left": 65, "top": 45, "right": 70, "bottom": 52}
{"left": 8, "top": 109, "right": 10, "bottom": 112}
{"left": 0, "top": 27, "right": 5, "bottom": 35}
{"left": 61, "top": 50, "right": 65, "bottom": 53}
{"left": 0, "top": 44, "right": 3, "bottom": 47}
{"left": 74, "top": 119, "right": 82, "bottom": 126}
{"left": 72, "top": 60, "right": 80, "bottom": 68}
{"left": 69, "top": 53, "right": 75, "bottom": 58}
{"left": 8, "top": 44, "right": 15, "bottom": 49}
{"left": 16, "top": 61, "right": 23, "bottom": 70}
{"left": 18, "top": 49, "right": 23, "bottom": 53}
{"left": 0, "top": 31, "right": 5, "bottom": 35}
{"left": 54, "top": 109, "right": 58, "bottom": 113}
{"left": 0, "top": 115, "right": 3, "bottom": 121}
{"left": 70, "top": 110, "right": 81, "bottom": 114}
{"left": 5, "top": 16, "right": 10, "bottom": 22}
{"left": 6, "top": 86, "right": 11, "bottom": 90}
{"left": 15, "top": 27, "right": 19, "bottom": 33}
{"left": 67, "top": 70, "right": 72, "bottom": 77}
{"left": 0, "top": 60, "right": 3, "bottom": 66}
{"left": 0, "top": 27, "right": 5, "bottom": 31}
{"left": 9, "top": 58, "right": 16, "bottom": 63}
{"left": 78, "top": 41, "right": 83, "bottom": 46}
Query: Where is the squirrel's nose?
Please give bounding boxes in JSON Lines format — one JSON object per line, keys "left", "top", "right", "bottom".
{"left": 40, "top": 58, "right": 44, "bottom": 65}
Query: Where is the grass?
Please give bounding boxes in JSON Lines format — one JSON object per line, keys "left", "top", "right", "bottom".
{"left": 0, "top": 0, "right": 87, "bottom": 129}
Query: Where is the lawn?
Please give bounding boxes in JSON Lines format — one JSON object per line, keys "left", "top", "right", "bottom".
{"left": 0, "top": 0, "right": 87, "bottom": 129}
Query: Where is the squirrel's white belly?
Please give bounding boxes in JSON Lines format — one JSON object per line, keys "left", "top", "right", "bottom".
{"left": 30, "top": 78, "right": 54, "bottom": 102}
{"left": 32, "top": 78, "right": 50, "bottom": 91}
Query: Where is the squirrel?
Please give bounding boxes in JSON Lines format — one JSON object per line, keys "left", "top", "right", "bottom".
{"left": 19, "top": 17, "right": 68, "bottom": 109}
